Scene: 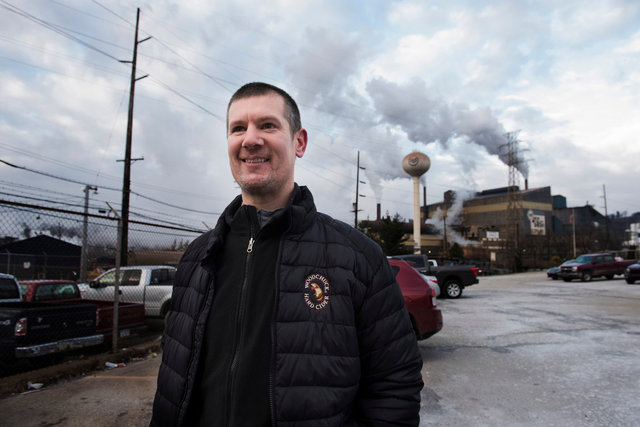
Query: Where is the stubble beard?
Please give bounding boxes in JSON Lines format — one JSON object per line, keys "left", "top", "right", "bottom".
{"left": 237, "top": 174, "right": 282, "bottom": 201}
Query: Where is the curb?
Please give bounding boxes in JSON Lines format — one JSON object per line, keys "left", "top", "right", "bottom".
{"left": 0, "top": 338, "right": 162, "bottom": 398}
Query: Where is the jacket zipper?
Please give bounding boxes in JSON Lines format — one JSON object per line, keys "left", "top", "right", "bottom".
{"left": 224, "top": 214, "right": 255, "bottom": 426}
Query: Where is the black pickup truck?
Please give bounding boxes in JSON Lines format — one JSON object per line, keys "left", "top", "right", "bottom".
{"left": 0, "top": 274, "right": 101, "bottom": 364}
{"left": 389, "top": 254, "right": 480, "bottom": 298}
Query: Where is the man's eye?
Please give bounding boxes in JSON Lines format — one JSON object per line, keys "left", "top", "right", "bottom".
{"left": 231, "top": 126, "right": 246, "bottom": 133}
{"left": 262, "top": 123, "right": 275, "bottom": 129}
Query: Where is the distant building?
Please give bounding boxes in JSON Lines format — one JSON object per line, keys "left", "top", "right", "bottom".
{"left": 425, "top": 186, "right": 554, "bottom": 241}
{"left": 366, "top": 184, "right": 638, "bottom": 268}
{"left": 0, "top": 235, "right": 80, "bottom": 280}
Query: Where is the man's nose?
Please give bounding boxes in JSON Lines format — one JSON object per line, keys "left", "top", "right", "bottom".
{"left": 242, "top": 124, "right": 263, "bottom": 148}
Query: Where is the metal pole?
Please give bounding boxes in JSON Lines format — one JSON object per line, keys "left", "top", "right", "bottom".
{"left": 113, "top": 217, "right": 121, "bottom": 352}
{"left": 107, "top": 202, "right": 121, "bottom": 352}
{"left": 572, "top": 208, "right": 576, "bottom": 258}
{"left": 602, "top": 184, "right": 610, "bottom": 250}
{"left": 80, "top": 185, "right": 97, "bottom": 282}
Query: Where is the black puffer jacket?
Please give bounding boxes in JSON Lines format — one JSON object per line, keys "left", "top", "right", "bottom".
{"left": 151, "top": 185, "right": 423, "bottom": 426}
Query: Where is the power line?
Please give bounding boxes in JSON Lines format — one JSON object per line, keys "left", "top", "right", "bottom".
{"left": 0, "top": 0, "right": 122, "bottom": 61}
{"left": 0, "top": 159, "right": 220, "bottom": 215}
{"left": 1, "top": 2, "right": 506, "bottom": 217}
{"left": 0, "top": 141, "right": 232, "bottom": 203}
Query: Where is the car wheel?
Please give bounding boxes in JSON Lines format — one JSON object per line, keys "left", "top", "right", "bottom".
{"left": 563, "top": 278, "right": 571, "bottom": 282}
{"left": 445, "top": 280, "right": 463, "bottom": 298}
{"left": 626, "top": 278, "right": 635, "bottom": 284}
{"left": 551, "top": 276, "right": 558, "bottom": 280}
{"left": 581, "top": 271, "right": 592, "bottom": 282}
{"left": 605, "top": 275, "right": 614, "bottom": 280}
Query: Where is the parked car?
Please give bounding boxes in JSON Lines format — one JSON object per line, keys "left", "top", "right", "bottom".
{"left": 79, "top": 265, "right": 176, "bottom": 319}
{"left": 19, "top": 280, "right": 146, "bottom": 341}
{"left": 624, "top": 263, "right": 640, "bottom": 284}
{"left": 547, "top": 260, "right": 575, "bottom": 280}
{"left": 559, "top": 253, "right": 637, "bottom": 282}
{"left": 390, "top": 254, "right": 479, "bottom": 298}
{"left": 0, "top": 283, "right": 100, "bottom": 362}
{"left": 0, "top": 273, "right": 22, "bottom": 303}
{"left": 424, "top": 275, "right": 440, "bottom": 297}
{"left": 388, "top": 259, "right": 442, "bottom": 340}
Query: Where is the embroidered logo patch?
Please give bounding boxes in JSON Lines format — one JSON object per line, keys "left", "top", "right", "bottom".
{"left": 304, "top": 273, "right": 330, "bottom": 310}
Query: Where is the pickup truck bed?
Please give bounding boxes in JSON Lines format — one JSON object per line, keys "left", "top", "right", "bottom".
{"left": 389, "top": 254, "right": 480, "bottom": 298}
{"left": 0, "top": 302, "right": 101, "bottom": 361}
{"left": 18, "top": 280, "right": 147, "bottom": 342}
{"left": 88, "top": 300, "right": 147, "bottom": 340}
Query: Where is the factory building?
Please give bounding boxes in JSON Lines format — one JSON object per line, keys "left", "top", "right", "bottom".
{"left": 425, "top": 186, "right": 554, "bottom": 242}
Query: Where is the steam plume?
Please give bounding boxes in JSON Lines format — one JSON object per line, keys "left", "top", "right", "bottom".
{"left": 366, "top": 78, "right": 529, "bottom": 179}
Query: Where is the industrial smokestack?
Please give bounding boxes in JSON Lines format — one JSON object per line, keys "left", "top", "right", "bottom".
{"left": 525, "top": 179, "right": 529, "bottom": 190}
{"left": 402, "top": 152, "right": 431, "bottom": 254}
{"left": 377, "top": 203, "right": 381, "bottom": 221}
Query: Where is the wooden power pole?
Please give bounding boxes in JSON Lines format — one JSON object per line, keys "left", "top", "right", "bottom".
{"left": 353, "top": 151, "right": 365, "bottom": 228}
{"left": 119, "top": 8, "right": 150, "bottom": 266}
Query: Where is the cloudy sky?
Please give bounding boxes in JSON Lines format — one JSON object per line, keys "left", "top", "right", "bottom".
{"left": 1, "top": 0, "right": 639, "bottom": 233}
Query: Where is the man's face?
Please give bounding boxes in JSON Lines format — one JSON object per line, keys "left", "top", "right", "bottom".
{"left": 227, "top": 94, "right": 307, "bottom": 205}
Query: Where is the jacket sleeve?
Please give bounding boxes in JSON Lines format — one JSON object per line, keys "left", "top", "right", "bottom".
{"left": 355, "top": 256, "right": 424, "bottom": 426}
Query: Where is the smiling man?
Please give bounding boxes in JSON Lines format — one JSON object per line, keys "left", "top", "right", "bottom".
{"left": 151, "top": 82, "right": 423, "bottom": 427}
{"left": 226, "top": 87, "right": 307, "bottom": 210}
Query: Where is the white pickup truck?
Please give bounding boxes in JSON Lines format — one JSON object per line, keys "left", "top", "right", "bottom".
{"left": 79, "top": 265, "right": 176, "bottom": 319}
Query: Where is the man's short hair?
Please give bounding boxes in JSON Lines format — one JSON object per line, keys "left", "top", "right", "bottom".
{"left": 227, "top": 82, "right": 301, "bottom": 136}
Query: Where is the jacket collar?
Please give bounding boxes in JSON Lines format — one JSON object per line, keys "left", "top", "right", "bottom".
{"left": 201, "top": 183, "right": 316, "bottom": 263}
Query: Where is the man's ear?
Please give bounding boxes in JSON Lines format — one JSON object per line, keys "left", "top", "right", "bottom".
{"left": 294, "top": 128, "right": 308, "bottom": 158}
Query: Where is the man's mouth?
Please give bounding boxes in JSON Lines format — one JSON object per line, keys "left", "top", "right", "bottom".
{"left": 244, "top": 158, "right": 268, "bottom": 163}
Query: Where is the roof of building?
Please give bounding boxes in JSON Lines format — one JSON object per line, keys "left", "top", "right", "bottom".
{"left": 0, "top": 235, "right": 80, "bottom": 256}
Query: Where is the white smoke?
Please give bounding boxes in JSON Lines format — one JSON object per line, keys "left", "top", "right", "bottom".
{"left": 426, "top": 190, "right": 479, "bottom": 245}
{"left": 285, "top": 31, "right": 528, "bottom": 205}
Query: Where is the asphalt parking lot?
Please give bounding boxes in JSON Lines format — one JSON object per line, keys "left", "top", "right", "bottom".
{"left": 419, "top": 271, "right": 640, "bottom": 425}
{"left": 1, "top": 271, "right": 639, "bottom": 426}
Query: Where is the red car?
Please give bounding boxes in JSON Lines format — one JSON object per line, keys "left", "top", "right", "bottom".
{"left": 388, "top": 259, "right": 443, "bottom": 340}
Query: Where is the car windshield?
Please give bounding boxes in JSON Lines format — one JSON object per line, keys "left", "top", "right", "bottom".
{"left": 561, "top": 259, "right": 576, "bottom": 265}
{"left": 574, "top": 255, "right": 593, "bottom": 263}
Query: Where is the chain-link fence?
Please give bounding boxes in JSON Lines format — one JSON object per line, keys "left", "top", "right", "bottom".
{"left": 0, "top": 199, "right": 204, "bottom": 375}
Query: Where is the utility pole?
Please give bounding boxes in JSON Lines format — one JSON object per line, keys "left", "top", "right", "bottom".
{"left": 80, "top": 185, "right": 97, "bottom": 282}
{"left": 571, "top": 208, "right": 576, "bottom": 258}
{"left": 353, "top": 151, "right": 366, "bottom": 228}
{"left": 602, "top": 184, "right": 610, "bottom": 250}
{"left": 119, "top": 8, "right": 150, "bottom": 266}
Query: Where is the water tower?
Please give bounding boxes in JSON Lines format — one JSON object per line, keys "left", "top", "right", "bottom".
{"left": 402, "top": 152, "right": 431, "bottom": 254}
